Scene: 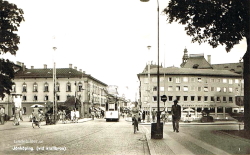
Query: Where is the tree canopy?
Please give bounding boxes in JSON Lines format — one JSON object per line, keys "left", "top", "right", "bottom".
{"left": 163, "top": 0, "right": 250, "bottom": 130}
{"left": 163, "top": 0, "right": 249, "bottom": 52}
{"left": 0, "top": 0, "right": 24, "bottom": 99}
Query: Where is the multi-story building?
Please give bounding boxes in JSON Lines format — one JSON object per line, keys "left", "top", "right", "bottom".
{"left": 137, "top": 49, "right": 244, "bottom": 119}
{"left": 0, "top": 62, "right": 108, "bottom": 118}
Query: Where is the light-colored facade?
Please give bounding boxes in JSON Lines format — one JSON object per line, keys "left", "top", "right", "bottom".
{"left": 138, "top": 51, "right": 244, "bottom": 119}
{"left": 0, "top": 63, "right": 108, "bottom": 118}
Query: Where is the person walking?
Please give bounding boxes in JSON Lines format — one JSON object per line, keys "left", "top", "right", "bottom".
{"left": 0, "top": 106, "right": 5, "bottom": 125}
{"left": 32, "top": 105, "right": 40, "bottom": 121}
{"left": 171, "top": 100, "right": 181, "bottom": 132}
{"left": 151, "top": 109, "right": 156, "bottom": 122}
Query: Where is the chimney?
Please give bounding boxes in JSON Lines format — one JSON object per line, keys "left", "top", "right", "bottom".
{"left": 44, "top": 64, "right": 47, "bottom": 69}
{"left": 31, "top": 66, "right": 34, "bottom": 69}
{"left": 207, "top": 55, "right": 211, "bottom": 64}
{"left": 69, "top": 64, "right": 72, "bottom": 68}
{"left": 79, "top": 69, "right": 82, "bottom": 72}
{"left": 74, "top": 66, "right": 77, "bottom": 70}
{"left": 22, "top": 63, "right": 25, "bottom": 71}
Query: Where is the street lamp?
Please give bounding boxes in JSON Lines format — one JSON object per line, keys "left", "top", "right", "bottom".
{"left": 140, "top": 0, "right": 163, "bottom": 139}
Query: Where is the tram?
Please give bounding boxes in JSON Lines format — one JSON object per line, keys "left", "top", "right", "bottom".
{"left": 105, "top": 99, "right": 120, "bottom": 122}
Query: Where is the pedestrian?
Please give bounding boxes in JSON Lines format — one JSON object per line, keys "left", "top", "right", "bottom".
{"left": 171, "top": 100, "right": 181, "bottom": 132}
{"left": 0, "top": 106, "right": 5, "bottom": 125}
{"left": 142, "top": 109, "right": 146, "bottom": 123}
{"left": 32, "top": 105, "right": 40, "bottom": 121}
{"left": 151, "top": 109, "right": 156, "bottom": 122}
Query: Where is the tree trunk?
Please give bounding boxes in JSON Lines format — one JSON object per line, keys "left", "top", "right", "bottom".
{"left": 243, "top": 36, "right": 250, "bottom": 131}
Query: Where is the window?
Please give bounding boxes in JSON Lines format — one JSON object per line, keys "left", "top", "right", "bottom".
{"left": 216, "top": 97, "right": 221, "bottom": 102}
{"left": 184, "top": 96, "right": 188, "bottom": 101}
{"left": 66, "top": 82, "right": 71, "bottom": 92}
{"left": 211, "top": 96, "right": 215, "bottom": 102}
{"left": 160, "top": 87, "right": 164, "bottom": 91}
{"left": 197, "top": 78, "right": 202, "bottom": 82}
{"left": 217, "top": 78, "right": 221, "bottom": 83}
{"left": 235, "top": 79, "right": 239, "bottom": 84}
{"left": 223, "top": 79, "right": 227, "bottom": 83}
{"left": 22, "top": 95, "right": 27, "bottom": 101}
{"left": 229, "top": 97, "right": 233, "bottom": 103}
{"left": 78, "top": 83, "right": 83, "bottom": 91}
{"left": 210, "top": 78, "right": 215, "bottom": 82}
{"left": 168, "top": 77, "right": 173, "bottom": 82}
{"left": 44, "top": 95, "right": 49, "bottom": 101}
{"left": 198, "top": 96, "right": 201, "bottom": 101}
{"left": 55, "top": 82, "right": 60, "bottom": 92}
{"left": 153, "top": 86, "right": 157, "bottom": 91}
{"left": 198, "top": 87, "right": 202, "bottom": 91}
{"left": 229, "top": 79, "right": 233, "bottom": 84}
{"left": 217, "top": 87, "right": 221, "bottom": 92}
{"left": 176, "top": 96, "right": 180, "bottom": 101}
{"left": 33, "top": 82, "right": 38, "bottom": 92}
{"left": 22, "top": 83, "right": 27, "bottom": 92}
{"left": 204, "top": 86, "right": 208, "bottom": 92}
{"left": 223, "top": 97, "right": 227, "bottom": 102}
{"left": 176, "top": 86, "right": 181, "bottom": 91}
{"left": 211, "top": 87, "right": 215, "bottom": 91}
{"left": 153, "top": 96, "right": 157, "bottom": 101}
{"left": 12, "top": 84, "right": 16, "bottom": 92}
{"left": 168, "top": 86, "right": 173, "bottom": 91}
{"left": 44, "top": 82, "right": 49, "bottom": 92}
{"left": 204, "top": 96, "right": 208, "bottom": 102}
{"left": 229, "top": 88, "right": 233, "bottom": 93}
{"left": 223, "top": 87, "right": 227, "bottom": 92}
{"left": 176, "top": 77, "right": 181, "bottom": 83}
{"left": 191, "top": 96, "right": 195, "bottom": 101}
{"left": 56, "top": 95, "right": 60, "bottom": 101}
{"left": 183, "top": 86, "right": 188, "bottom": 91}
{"left": 183, "top": 77, "right": 188, "bottom": 82}
{"left": 34, "top": 95, "right": 38, "bottom": 101}
{"left": 168, "top": 96, "right": 173, "bottom": 101}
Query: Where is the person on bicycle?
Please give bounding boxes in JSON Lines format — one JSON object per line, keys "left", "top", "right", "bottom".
{"left": 32, "top": 105, "right": 40, "bottom": 121}
{"left": 131, "top": 102, "right": 140, "bottom": 131}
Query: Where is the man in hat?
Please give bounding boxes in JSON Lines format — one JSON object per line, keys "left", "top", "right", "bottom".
{"left": 171, "top": 100, "right": 181, "bottom": 132}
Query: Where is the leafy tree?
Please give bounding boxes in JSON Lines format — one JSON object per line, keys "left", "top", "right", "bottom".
{"left": 0, "top": 0, "right": 24, "bottom": 99}
{"left": 163, "top": 0, "right": 250, "bottom": 130}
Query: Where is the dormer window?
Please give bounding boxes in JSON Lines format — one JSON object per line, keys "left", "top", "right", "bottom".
{"left": 78, "top": 82, "right": 83, "bottom": 92}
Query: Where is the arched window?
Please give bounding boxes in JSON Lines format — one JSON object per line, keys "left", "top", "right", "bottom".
{"left": 33, "top": 82, "right": 38, "bottom": 92}
{"left": 22, "top": 83, "right": 27, "bottom": 92}
{"left": 66, "top": 82, "right": 71, "bottom": 92}
{"left": 44, "top": 82, "right": 49, "bottom": 92}
{"left": 34, "top": 95, "right": 38, "bottom": 101}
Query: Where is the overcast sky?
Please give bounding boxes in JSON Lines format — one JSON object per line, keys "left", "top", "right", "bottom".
{"left": 3, "top": 0, "right": 247, "bottom": 101}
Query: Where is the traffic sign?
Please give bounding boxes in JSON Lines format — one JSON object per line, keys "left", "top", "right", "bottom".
{"left": 161, "top": 95, "right": 167, "bottom": 102}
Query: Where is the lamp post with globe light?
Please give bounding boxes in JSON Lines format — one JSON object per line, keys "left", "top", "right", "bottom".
{"left": 140, "top": 0, "right": 163, "bottom": 139}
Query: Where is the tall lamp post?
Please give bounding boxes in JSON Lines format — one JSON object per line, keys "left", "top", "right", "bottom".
{"left": 140, "top": 0, "right": 163, "bottom": 139}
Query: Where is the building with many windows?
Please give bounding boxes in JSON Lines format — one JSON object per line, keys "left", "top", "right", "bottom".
{"left": 1, "top": 62, "right": 108, "bottom": 118}
{"left": 137, "top": 49, "right": 244, "bottom": 119}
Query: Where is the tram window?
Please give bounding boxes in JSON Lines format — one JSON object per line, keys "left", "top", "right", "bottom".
{"left": 115, "top": 104, "right": 117, "bottom": 110}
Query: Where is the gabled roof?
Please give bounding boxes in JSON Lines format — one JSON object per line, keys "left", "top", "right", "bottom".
{"left": 181, "top": 55, "right": 213, "bottom": 69}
